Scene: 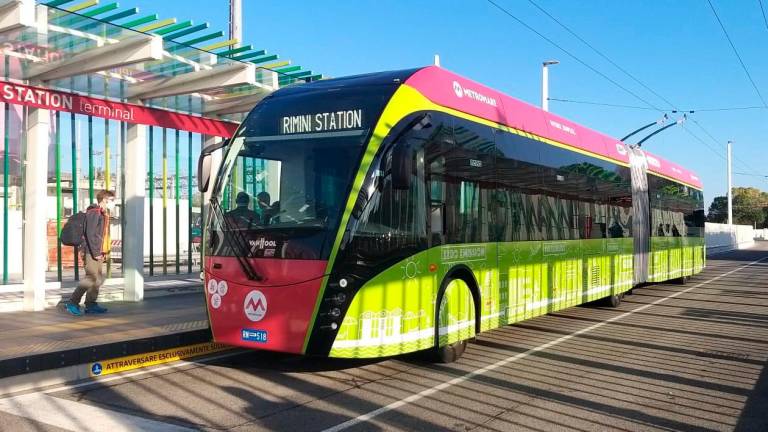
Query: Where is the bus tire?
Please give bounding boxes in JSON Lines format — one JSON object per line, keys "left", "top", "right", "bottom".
{"left": 433, "top": 339, "right": 467, "bottom": 363}
{"left": 431, "top": 277, "right": 475, "bottom": 363}
{"left": 604, "top": 293, "right": 623, "bottom": 308}
{"left": 677, "top": 275, "right": 690, "bottom": 285}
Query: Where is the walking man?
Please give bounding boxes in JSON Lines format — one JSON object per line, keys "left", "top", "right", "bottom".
{"left": 64, "top": 190, "right": 115, "bottom": 316}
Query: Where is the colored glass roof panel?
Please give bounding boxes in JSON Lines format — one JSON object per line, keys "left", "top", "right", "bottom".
{"left": 154, "top": 20, "right": 193, "bottom": 35}
{"left": 99, "top": 8, "right": 138, "bottom": 23}
{"left": 216, "top": 45, "right": 253, "bottom": 57}
{"left": 66, "top": 0, "right": 99, "bottom": 13}
{"left": 162, "top": 23, "right": 209, "bottom": 40}
{"left": 121, "top": 14, "right": 158, "bottom": 28}
{"left": 81, "top": 3, "right": 119, "bottom": 17}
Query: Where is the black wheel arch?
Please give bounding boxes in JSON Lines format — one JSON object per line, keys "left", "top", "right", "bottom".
{"left": 435, "top": 264, "right": 482, "bottom": 340}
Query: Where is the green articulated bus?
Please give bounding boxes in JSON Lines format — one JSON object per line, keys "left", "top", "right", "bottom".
{"left": 198, "top": 66, "right": 705, "bottom": 362}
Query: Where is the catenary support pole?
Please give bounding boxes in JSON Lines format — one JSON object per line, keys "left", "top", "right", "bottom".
{"left": 229, "top": 0, "right": 241, "bottom": 49}
{"left": 541, "top": 60, "right": 558, "bottom": 112}
{"left": 727, "top": 140, "right": 733, "bottom": 226}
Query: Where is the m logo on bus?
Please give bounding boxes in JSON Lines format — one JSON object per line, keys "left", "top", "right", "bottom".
{"left": 244, "top": 290, "right": 268, "bottom": 322}
{"left": 453, "top": 81, "right": 463, "bottom": 98}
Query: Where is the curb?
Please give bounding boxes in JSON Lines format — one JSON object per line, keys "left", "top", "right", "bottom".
{"left": 0, "top": 329, "right": 213, "bottom": 395}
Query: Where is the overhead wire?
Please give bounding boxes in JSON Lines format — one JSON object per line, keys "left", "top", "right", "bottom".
{"left": 760, "top": 0, "right": 768, "bottom": 30}
{"left": 679, "top": 126, "right": 727, "bottom": 161}
{"left": 483, "top": 0, "right": 664, "bottom": 112}
{"left": 549, "top": 98, "right": 765, "bottom": 113}
{"left": 707, "top": 0, "right": 768, "bottom": 108}
{"left": 546, "top": 98, "right": 656, "bottom": 110}
{"left": 734, "top": 172, "right": 768, "bottom": 178}
{"left": 526, "top": 0, "right": 678, "bottom": 111}
{"left": 518, "top": 0, "right": 760, "bottom": 174}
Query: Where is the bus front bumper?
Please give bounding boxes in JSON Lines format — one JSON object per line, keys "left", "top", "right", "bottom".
{"left": 204, "top": 259, "right": 327, "bottom": 354}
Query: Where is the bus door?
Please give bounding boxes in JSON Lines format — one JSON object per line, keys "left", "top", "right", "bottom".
{"left": 427, "top": 118, "right": 500, "bottom": 330}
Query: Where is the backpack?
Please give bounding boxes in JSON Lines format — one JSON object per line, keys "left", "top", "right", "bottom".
{"left": 60, "top": 211, "right": 87, "bottom": 246}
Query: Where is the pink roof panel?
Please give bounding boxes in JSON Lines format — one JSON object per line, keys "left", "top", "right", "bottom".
{"left": 404, "top": 66, "right": 701, "bottom": 188}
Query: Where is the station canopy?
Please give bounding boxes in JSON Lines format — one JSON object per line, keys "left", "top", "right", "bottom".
{"left": 0, "top": 0, "right": 324, "bottom": 122}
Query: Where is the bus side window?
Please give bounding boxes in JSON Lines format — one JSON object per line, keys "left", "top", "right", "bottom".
{"left": 435, "top": 119, "right": 495, "bottom": 245}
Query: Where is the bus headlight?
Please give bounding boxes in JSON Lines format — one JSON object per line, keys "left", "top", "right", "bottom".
{"left": 339, "top": 278, "right": 348, "bottom": 288}
{"left": 332, "top": 293, "right": 347, "bottom": 304}
{"left": 330, "top": 308, "right": 341, "bottom": 318}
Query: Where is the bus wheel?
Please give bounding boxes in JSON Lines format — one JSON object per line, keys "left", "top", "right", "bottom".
{"left": 604, "top": 293, "right": 623, "bottom": 308}
{"left": 678, "top": 275, "right": 690, "bottom": 285}
{"left": 431, "top": 278, "right": 475, "bottom": 363}
{"left": 433, "top": 339, "right": 467, "bottom": 363}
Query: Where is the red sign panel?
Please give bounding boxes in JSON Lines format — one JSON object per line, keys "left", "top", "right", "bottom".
{"left": 0, "top": 80, "right": 239, "bottom": 137}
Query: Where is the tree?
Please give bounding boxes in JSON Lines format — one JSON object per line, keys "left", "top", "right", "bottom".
{"left": 707, "top": 187, "right": 768, "bottom": 227}
{"left": 707, "top": 196, "right": 727, "bottom": 223}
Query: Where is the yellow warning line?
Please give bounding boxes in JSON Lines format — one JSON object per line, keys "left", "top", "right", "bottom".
{"left": 89, "top": 342, "right": 230, "bottom": 377}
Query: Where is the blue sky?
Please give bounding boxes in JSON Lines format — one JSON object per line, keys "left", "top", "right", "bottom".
{"left": 123, "top": 0, "right": 768, "bottom": 207}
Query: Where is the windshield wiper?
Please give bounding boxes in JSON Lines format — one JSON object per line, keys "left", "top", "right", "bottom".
{"left": 210, "top": 198, "right": 263, "bottom": 281}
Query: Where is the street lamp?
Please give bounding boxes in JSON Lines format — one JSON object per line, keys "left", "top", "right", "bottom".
{"left": 542, "top": 60, "right": 559, "bottom": 112}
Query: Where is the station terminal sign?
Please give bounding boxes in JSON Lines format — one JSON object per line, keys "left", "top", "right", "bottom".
{"left": 0, "top": 80, "right": 238, "bottom": 137}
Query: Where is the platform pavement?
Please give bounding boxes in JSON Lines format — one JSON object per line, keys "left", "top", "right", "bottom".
{"left": 0, "top": 274, "right": 203, "bottom": 313}
{"left": 0, "top": 286, "right": 212, "bottom": 393}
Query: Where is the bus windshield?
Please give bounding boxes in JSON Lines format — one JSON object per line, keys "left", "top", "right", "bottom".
{"left": 208, "top": 130, "right": 367, "bottom": 260}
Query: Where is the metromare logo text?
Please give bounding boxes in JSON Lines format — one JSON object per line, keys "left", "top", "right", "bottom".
{"left": 451, "top": 81, "right": 497, "bottom": 107}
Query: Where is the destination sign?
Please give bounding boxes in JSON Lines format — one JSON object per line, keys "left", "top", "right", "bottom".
{"left": 281, "top": 109, "right": 363, "bottom": 134}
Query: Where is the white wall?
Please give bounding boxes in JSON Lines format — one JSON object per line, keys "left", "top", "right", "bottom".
{"left": 705, "top": 222, "right": 755, "bottom": 254}
{"left": 0, "top": 209, "right": 24, "bottom": 279}
{"left": 142, "top": 198, "right": 199, "bottom": 260}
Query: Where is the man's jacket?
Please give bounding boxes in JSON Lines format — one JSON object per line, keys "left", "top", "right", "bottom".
{"left": 83, "top": 204, "right": 106, "bottom": 260}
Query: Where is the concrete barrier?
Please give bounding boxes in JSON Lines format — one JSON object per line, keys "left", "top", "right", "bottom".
{"left": 705, "top": 222, "right": 756, "bottom": 254}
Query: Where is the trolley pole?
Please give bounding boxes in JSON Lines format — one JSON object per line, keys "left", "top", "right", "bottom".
{"left": 727, "top": 140, "right": 733, "bottom": 226}
{"left": 229, "top": 0, "right": 242, "bottom": 49}
{"left": 541, "top": 60, "right": 559, "bottom": 112}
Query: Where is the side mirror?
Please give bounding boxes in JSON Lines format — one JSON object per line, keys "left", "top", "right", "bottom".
{"left": 197, "top": 153, "right": 212, "bottom": 193}
{"left": 197, "top": 138, "right": 229, "bottom": 193}
{"left": 390, "top": 113, "right": 431, "bottom": 191}
{"left": 391, "top": 141, "right": 413, "bottom": 190}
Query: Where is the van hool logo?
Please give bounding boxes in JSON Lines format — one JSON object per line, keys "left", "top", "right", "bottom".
{"left": 615, "top": 143, "right": 627, "bottom": 156}
{"left": 249, "top": 237, "right": 277, "bottom": 251}
{"left": 451, "top": 80, "right": 497, "bottom": 107}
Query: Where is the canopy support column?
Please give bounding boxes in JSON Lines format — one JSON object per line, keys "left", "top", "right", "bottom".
{"left": 22, "top": 106, "right": 50, "bottom": 311}
{"left": 123, "top": 121, "right": 147, "bottom": 301}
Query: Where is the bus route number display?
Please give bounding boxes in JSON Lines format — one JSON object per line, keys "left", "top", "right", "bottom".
{"left": 280, "top": 109, "right": 363, "bottom": 134}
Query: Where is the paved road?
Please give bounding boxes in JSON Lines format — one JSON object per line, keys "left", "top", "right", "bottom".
{"left": 2, "top": 245, "right": 768, "bottom": 432}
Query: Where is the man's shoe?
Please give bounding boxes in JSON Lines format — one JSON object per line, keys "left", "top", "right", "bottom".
{"left": 84, "top": 303, "right": 108, "bottom": 314}
{"left": 65, "top": 302, "right": 82, "bottom": 316}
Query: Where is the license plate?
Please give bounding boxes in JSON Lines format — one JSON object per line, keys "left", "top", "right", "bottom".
{"left": 241, "top": 328, "right": 268, "bottom": 343}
